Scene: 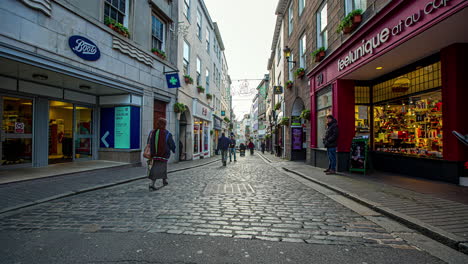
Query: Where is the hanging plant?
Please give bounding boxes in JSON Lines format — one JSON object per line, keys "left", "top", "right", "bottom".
{"left": 286, "top": 80, "right": 294, "bottom": 89}
{"left": 274, "top": 102, "right": 281, "bottom": 111}
{"left": 206, "top": 93, "right": 213, "bottom": 100}
{"left": 300, "top": 109, "right": 311, "bottom": 120}
{"left": 210, "top": 130, "right": 214, "bottom": 135}
{"left": 295, "top": 68, "right": 305, "bottom": 79}
{"left": 104, "top": 17, "right": 130, "bottom": 38}
{"left": 224, "top": 117, "right": 231, "bottom": 123}
{"left": 183, "top": 75, "right": 193, "bottom": 84}
{"left": 336, "top": 9, "right": 363, "bottom": 34}
{"left": 279, "top": 117, "right": 290, "bottom": 126}
{"left": 197, "top": 86, "right": 205, "bottom": 93}
{"left": 173, "top": 103, "right": 187, "bottom": 113}
{"left": 151, "top": 48, "right": 166, "bottom": 60}
{"left": 311, "top": 47, "right": 326, "bottom": 62}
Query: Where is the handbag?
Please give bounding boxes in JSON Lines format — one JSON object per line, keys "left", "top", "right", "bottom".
{"left": 143, "top": 130, "right": 155, "bottom": 159}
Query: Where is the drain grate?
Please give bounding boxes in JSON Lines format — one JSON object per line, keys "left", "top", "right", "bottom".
{"left": 204, "top": 183, "right": 255, "bottom": 194}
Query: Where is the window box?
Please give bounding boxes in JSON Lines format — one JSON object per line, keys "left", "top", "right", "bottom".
{"left": 151, "top": 48, "right": 166, "bottom": 60}
{"left": 286, "top": 80, "right": 294, "bottom": 89}
{"left": 224, "top": 117, "right": 230, "bottom": 123}
{"left": 295, "top": 68, "right": 305, "bottom": 79}
{"left": 337, "top": 9, "right": 363, "bottom": 35}
{"left": 312, "top": 47, "right": 326, "bottom": 63}
{"left": 206, "top": 93, "right": 213, "bottom": 100}
{"left": 104, "top": 17, "right": 130, "bottom": 38}
{"left": 197, "top": 86, "right": 205, "bottom": 93}
{"left": 183, "top": 75, "right": 193, "bottom": 84}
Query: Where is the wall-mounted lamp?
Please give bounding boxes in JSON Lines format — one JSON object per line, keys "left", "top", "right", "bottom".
{"left": 283, "top": 46, "right": 296, "bottom": 66}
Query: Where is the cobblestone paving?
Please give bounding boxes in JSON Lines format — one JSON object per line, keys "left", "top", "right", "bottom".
{"left": 0, "top": 156, "right": 415, "bottom": 249}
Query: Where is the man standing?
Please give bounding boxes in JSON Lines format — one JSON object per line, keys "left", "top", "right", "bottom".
{"left": 229, "top": 135, "right": 237, "bottom": 162}
{"left": 323, "top": 115, "right": 339, "bottom": 175}
{"left": 217, "top": 132, "right": 230, "bottom": 166}
{"left": 248, "top": 140, "right": 255, "bottom": 155}
{"left": 261, "top": 140, "right": 266, "bottom": 154}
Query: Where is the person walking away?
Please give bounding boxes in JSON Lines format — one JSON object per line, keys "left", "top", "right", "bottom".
{"left": 261, "top": 140, "right": 266, "bottom": 154}
{"left": 323, "top": 115, "right": 339, "bottom": 175}
{"left": 147, "top": 118, "right": 176, "bottom": 191}
{"left": 229, "top": 135, "right": 237, "bottom": 162}
{"left": 239, "top": 143, "right": 246, "bottom": 157}
{"left": 248, "top": 140, "right": 255, "bottom": 155}
{"left": 217, "top": 133, "right": 230, "bottom": 166}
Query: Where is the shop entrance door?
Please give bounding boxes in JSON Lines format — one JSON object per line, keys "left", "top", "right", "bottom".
{"left": 74, "top": 106, "right": 93, "bottom": 160}
{"left": 0, "top": 96, "right": 33, "bottom": 168}
{"left": 48, "top": 101, "right": 73, "bottom": 164}
{"left": 153, "top": 100, "right": 167, "bottom": 129}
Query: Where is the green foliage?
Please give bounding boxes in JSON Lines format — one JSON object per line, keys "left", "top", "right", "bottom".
{"left": 279, "top": 117, "right": 290, "bottom": 126}
{"left": 151, "top": 48, "right": 166, "bottom": 59}
{"left": 206, "top": 93, "right": 213, "bottom": 100}
{"left": 336, "top": 9, "right": 363, "bottom": 33}
{"left": 300, "top": 109, "right": 311, "bottom": 120}
{"left": 295, "top": 68, "right": 305, "bottom": 78}
{"left": 274, "top": 102, "right": 281, "bottom": 111}
{"left": 173, "top": 103, "right": 187, "bottom": 113}
{"left": 197, "top": 86, "right": 205, "bottom": 93}
{"left": 224, "top": 117, "right": 230, "bottom": 123}
{"left": 311, "top": 47, "right": 326, "bottom": 57}
{"left": 183, "top": 75, "right": 193, "bottom": 84}
{"left": 104, "top": 17, "right": 130, "bottom": 37}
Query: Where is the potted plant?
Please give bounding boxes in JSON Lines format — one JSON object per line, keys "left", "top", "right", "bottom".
{"left": 197, "top": 86, "right": 205, "bottom": 93}
{"left": 183, "top": 75, "right": 193, "bottom": 84}
{"left": 311, "top": 47, "right": 326, "bottom": 62}
{"left": 279, "top": 117, "right": 290, "bottom": 126}
{"left": 104, "top": 17, "right": 130, "bottom": 38}
{"left": 151, "top": 48, "right": 166, "bottom": 60}
{"left": 337, "top": 9, "right": 363, "bottom": 34}
{"left": 206, "top": 93, "right": 213, "bottom": 100}
{"left": 210, "top": 130, "right": 214, "bottom": 135}
{"left": 173, "top": 102, "right": 186, "bottom": 120}
{"left": 295, "top": 68, "right": 305, "bottom": 79}
{"left": 224, "top": 117, "right": 230, "bottom": 123}
{"left": 300, "top": 109, "right": 311, "bottom": 121}
{"left": 274, "top": 102, "right": 281, "bottom": 111}
{"left": 286, "top": 80, "right": 294, "bottom": 89}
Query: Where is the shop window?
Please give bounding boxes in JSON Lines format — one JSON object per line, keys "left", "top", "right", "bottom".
{"left": 1, "top": 96, "right": 33, "bottom": 166}
{"left": 104, "top": 0, "right": 128, "bottom": 26}
{"left": 374, "top": 90, "right": 442, "bottom": 158}
{"left": 151, "top": 15, "right": 165, "bottom": 51}
{"left": 355, "top": 86, "right": 370, "bottom": 137}
{"left": 316, "top": 87, "right": 332, "bottom": 148}
{"left": 194, "top": 120, "right": 200, "bottom": 154}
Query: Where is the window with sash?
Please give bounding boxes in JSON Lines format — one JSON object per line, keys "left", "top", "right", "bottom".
{"left": 104, "top": 0, "right": 128, "bottom": 26}
{"left": 196, "top": 57, "right": 201, "bottom": 85}
{"left": 299, "top": 0, "right": 305, "bottom": 16}
{"left": 196, "top": 9, "right": 202, "bottom": 40}
{"left": 206, "top": 69, "right": 210, "bottom": 92}
{"left": 183, "top": 0, "right": 190, "bottom": 20}
{"left": 299, "top": 34, "right": 306, "bottom": 68}
{"left": 316, "top": 3, "right": 328, "bottom": 49}
{"left": 151, "top": 15, "right": 165, "bottom": 51}
{"left": 288, "top": 3, "right": 294, "bottom": 35}
{"left": 206, "top": 28, "right": 210, "bottom": 52}
{"left": 183, "top": 41, "right": 190, "bottom": 75}
{"left": 345, "top": 0, "right": 367, "bottom": 15}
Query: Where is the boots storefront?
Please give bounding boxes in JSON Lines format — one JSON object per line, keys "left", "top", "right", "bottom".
{"left": 307, "top": 0, "right": 468, "bottom": 184}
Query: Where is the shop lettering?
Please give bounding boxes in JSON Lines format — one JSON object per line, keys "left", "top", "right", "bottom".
{"left": 337, "top": 0, "right": 452, "bottom": 71}
{"left": 68, "top": 35, "right": 101, "bottom": 61}
{"left": 72, "top": 39, "right": 97, "bottom": 55}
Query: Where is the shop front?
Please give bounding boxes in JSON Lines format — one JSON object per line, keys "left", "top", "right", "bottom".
{"left": 193, "top": 100, "right": 212, "bottom": 159}
{"left": 308, "top": 0, "right": 468, "bottom": 183}
{"left": 213, "top": 115, "right": 222, "bottom": 155}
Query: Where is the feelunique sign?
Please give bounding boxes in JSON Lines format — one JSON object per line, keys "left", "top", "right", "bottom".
{"left": 337, "top": 0, "right": 454, "bottom": 71}
{"left": 165, "top": 73, "right": 181, "bottom": 88}
{"left": 68, "top": 35, "right": 100, "bottom": 61}
{"left": 114, "top": 106, "right": 131, "bottom": 149}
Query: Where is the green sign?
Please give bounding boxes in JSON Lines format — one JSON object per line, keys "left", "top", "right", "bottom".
{"left": 115, "top": 106, "right": 131, "bottom": 148}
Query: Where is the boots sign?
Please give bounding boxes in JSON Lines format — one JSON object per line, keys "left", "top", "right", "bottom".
{"left": 68, "top": 35, "right": 101, "bottom": 61}
{"left": 338, "top": 0, "right": 454, "bottom": 71}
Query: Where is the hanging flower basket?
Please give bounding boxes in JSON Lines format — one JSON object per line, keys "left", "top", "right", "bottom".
{"left": 295, "top": 68, "right": 305, "bottom": 79}
{"left": 224, "top": 117, "right": 230, "bottom": 123}
{"left": 183, "top": 75, "right": 193, "bottom": 84}
{"left": 279, "top": 117, "right": 290, "bottom": 126}
{"left": 197, "top": 86, "right": 205, "bottom": 93}
{"left": 206, "top": 93, "right": 213, "bottom": 100}
{"left": 173, "top": 103, "right": 187, "bottom": 113}
{"left": 274, "top": 102, "right": 281, "bottom": 111}
{"left": 286, "top": 80, "right": 294, "bottom": 89}
{"left": 312, "top": 47, "right": 326, "bottom": 63}
{"left": 300, "top": 109, "right": 310, "bottom": 121}
{"left": 151, "top": 48, "right": 166, "bottom": 60}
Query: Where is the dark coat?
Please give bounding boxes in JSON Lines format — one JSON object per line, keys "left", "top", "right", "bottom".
{"left": 217, "top": 136, "right": 231, "bottom": 151}
{"left": 148, "top": 129, "right": 176, "bottom": 162}
{"left": 324, "top": 119, "right": 339, "bottom": 148}
{"left": 229, "top": 139, "right": 237, "bottom": 148}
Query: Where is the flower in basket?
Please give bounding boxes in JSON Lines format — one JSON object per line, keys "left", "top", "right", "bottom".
{"left": 300, "top": 109, "right": 311, "bottom": 120}
{"left": 295, "top": 68, "right": 305, "bottom": 79}
{"left": 336, "top": 9, "right": 363, "bottom": 34}
{"left": 173, "top": 102, "right": 187, "bottom": 113}
{"left": 206, "top": 93, "right": 213, "bottom": 100}
{"left": 197, "top": 86, "right": 205, "bottom": 93}
{"left": 286, "top": 80, "right": 294, "bottom": 89}
{"left": 311, "top": 47, "right": 326, "bottom": 62}
{"left": 183, "top": 75, "right": 193, "bottom": 84}
{"left": 274, "top": 102, "right": 281, "bottom": 111}
{"left": 279, "top": 117, "right": 290, "bottom": 126}
{"left": 104, "top": 17, "right": 130, "bottom": 38}
{"left": 151, "top": 48, "right": 166, "bottom": 59}
{"left": 224, "top": 117, "right": 230, "bottom": 123}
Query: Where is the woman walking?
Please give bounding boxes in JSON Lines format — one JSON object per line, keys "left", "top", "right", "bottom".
{"left": 146, "top": 118, "right": 176, "bottom": 191}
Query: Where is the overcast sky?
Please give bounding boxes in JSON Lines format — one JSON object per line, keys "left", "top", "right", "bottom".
{"left": 203, "top": 0, "right": 277, "bottom": 120}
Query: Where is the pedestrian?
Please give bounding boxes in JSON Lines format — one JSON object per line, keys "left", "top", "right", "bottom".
{"left": 146, "top": 118, "right": 176, "bottom": 191}
{"left": 261, "top": 140, "right": 266, "bottom": 154}
{"left": 323, "top": 115, "right": 339, "bottom": 175}
{"left": 217, "top": 132, "right": 230, "bottom": 166}
{"left": 248, "top": 140, "right": 255, "bottom": 155}
{"left": 239, "top": 143, "right": 246, "bottom": 157}
{"left": 229, "top": 135, "right": 237, "bottom": 162}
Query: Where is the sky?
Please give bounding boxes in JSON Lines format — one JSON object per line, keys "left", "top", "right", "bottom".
{"left": 203, "top": 0, "right": 278, "bottom": 120}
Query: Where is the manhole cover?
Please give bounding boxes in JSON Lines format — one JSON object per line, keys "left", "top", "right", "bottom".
{"left": 204, "top": 183, "right": 255, "bottom": 194}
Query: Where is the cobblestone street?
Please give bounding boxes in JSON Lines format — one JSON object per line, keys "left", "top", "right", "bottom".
{"left": 0, "top": 156, "right": 419, "bottom": 248}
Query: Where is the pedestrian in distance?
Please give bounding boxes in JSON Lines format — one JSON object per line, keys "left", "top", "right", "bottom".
{"left": 239, "top": 143, "right": 246, "bottom": 157}
{"left": 229, "top": 135, "right": 237, "bottom": 162}
{"left": 217, "top": 132, "right": 231, "bottom": 166}
{"left": 323, "top": 115, "right": 339, "bottom": 175}
{"left": 248, "top": 140, "right": 255, "bottom": 155}
{"left": 144, "top": 118, "right": 176, "bottom": 191}
{"left": 261, "top": 140, "right": 266, "bottom": 154}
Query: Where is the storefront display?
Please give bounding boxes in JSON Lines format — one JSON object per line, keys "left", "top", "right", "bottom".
{"left": 374, "top": 91, "right": 442, "bottom": 158}
{"left": 316, "top": 88, "right": 332, "bottom": 148}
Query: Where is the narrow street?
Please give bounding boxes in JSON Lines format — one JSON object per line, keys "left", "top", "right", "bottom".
{"left": 0, "top": 155, "right": 461, "bottom": 263}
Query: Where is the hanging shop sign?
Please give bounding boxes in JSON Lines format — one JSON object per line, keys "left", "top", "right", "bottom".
{"left": 68, "top": 35, "right": 101, "bottom": 61}
{"left": 100, "top": 106, "right": 141, "bottom": 149}
{"left": 337, "top": 0, "right": 455, "bottom": 71}
{"left": 213, "top": 116, "right": 222, "bottom": 130}
{"left": 274, "top": 86, "right": 283, "bottom": 94}
{"left": 165, "top": 73, "right": 181, "bottom": 88}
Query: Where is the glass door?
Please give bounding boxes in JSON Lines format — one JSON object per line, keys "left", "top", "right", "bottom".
{"left": 1, "top": 96, "right": 33, "bottom": 167}
{"left": 74, "top": 106, "right": 93, "bottom": 160}
{"left": 48, "top": 101, "right": 74, "bottom": 164}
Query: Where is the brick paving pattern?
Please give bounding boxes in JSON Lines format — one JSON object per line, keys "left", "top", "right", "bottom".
{"left": 0, "top": 155, "right": 415, "bottom": 249}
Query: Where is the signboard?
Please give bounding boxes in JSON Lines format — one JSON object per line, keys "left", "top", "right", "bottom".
{"left": 350, "top": 137, "right": 369, "bottom": 173}
{"left": 14, "top": 122, "right": 24, "bottom": 133}
{"left": 221, "top": 110, "right": 225, "bottom": 116}
{"left": 115, "top": 106, "right": 131, "bottom": 149}
{"left": 68, "top": 35, "right": 100, "bottom": 61}
{"left": 292, "top": 127, "right": 303, "bottom": 150}
{"left": 165, "top": 73, "right": 181, "bottom": 88}
{"left": 274, "top": 86, "right": 283, "bottom": 94}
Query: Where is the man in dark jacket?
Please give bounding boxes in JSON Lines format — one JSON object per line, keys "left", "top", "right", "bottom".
{"left": 217, "top": 133, "right": 230, "bottom": 166}
{"left": 228, "top": 135, "right": 237, "bottom": 162}
{"left": 323, "top": 115, "right": 339, "bottom": 174}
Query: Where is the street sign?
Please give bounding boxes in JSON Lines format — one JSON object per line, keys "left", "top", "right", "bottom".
{"left": 221, "top": 110, "right": 225, "bottom": 116}
{"left": 165, "top": 73, "right": 181, "bottom": 88}
{"left": 274, "top": 86, "right": 283, "bottom": 94}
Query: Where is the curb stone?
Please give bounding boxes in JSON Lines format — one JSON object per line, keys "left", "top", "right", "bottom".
{"left": 281, "top": 167, "right": 468, "bottom": 255}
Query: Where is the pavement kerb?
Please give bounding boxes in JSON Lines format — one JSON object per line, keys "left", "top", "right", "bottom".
{"left": 0, "top": 158, "right": 221, "bottom": 216}
{"left": 281, "top": 167, "right": 468, "bottom": 255}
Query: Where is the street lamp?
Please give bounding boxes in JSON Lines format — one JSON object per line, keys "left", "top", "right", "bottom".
{"left": 283, "top": 46, "right": 296, "bottom": 66}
